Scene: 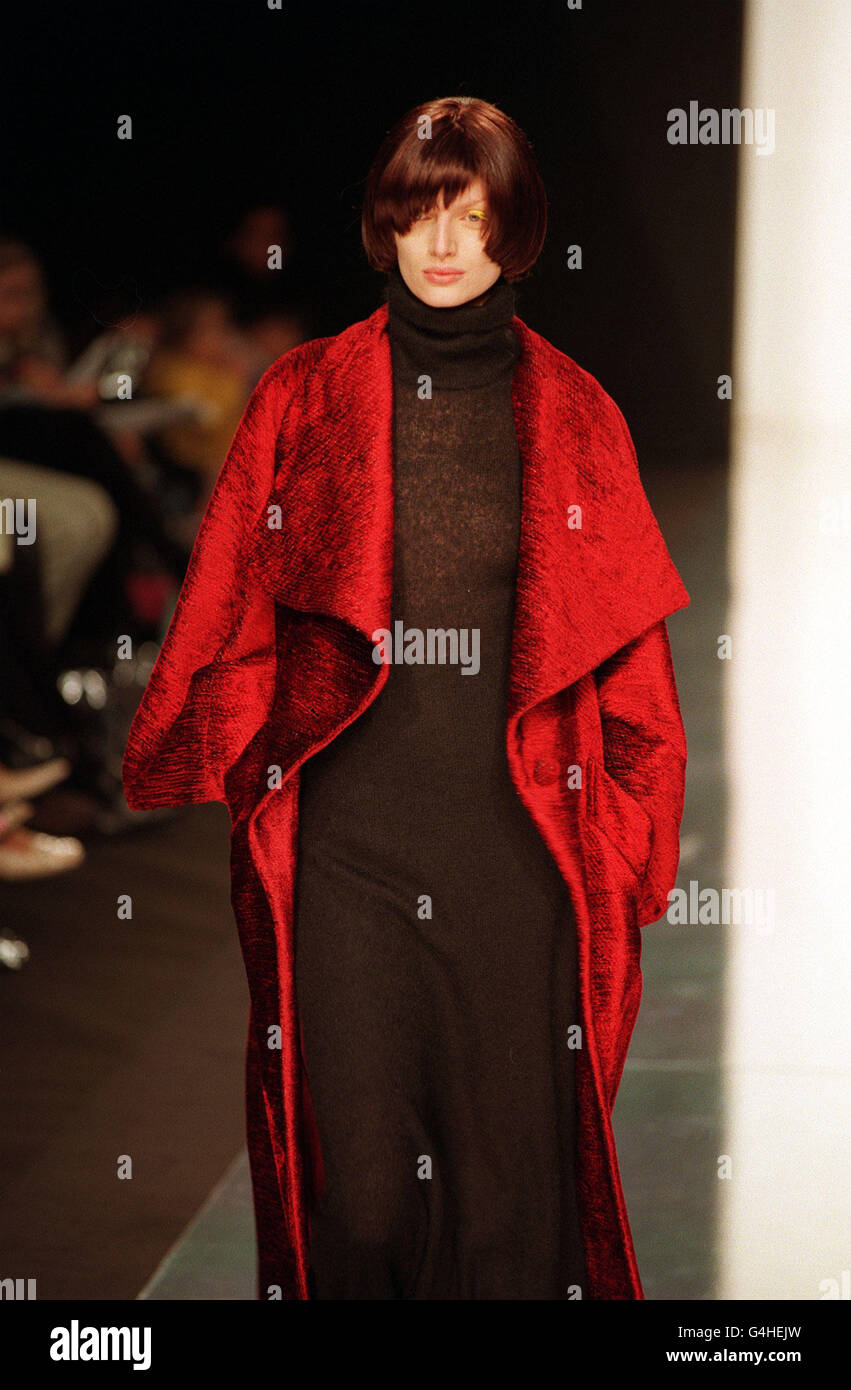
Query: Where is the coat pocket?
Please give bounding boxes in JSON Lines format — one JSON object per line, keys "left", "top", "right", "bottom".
{"left": 586, "top": 754, "right": 654, "bottom": 883}
{"left": 194, "top": 651, "right": 277, "bottom": 789}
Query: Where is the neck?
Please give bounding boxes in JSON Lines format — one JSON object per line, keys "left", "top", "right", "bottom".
{"left": 385, "top": 266, "right": 519, "bottom": 390}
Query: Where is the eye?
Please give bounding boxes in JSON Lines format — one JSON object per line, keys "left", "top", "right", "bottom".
{"left": 466, "top": 210, "right": 487, "bottom": 223}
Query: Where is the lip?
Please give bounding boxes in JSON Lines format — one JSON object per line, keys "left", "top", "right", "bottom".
{"left": 423, "top": 268, "right": 465, "bottom": 281}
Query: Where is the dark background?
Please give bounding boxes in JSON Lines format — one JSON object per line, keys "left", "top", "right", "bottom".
{"left": 0, "top": 0, "right": 739, "bottom": 1297}
{"left": 1, "top": 0, "right": 742, "bottom": 462}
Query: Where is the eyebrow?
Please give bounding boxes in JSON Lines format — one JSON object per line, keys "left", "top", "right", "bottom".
{"left": 421, "top": 193, "right": 489, "bottom": 213}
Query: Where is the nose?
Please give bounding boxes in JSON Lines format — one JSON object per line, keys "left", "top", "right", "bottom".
{"left": 429, "top": 212, "right": 456, "bottom": 259}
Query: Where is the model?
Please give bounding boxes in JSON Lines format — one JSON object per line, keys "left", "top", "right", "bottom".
{"left": 123, "top": 95, "right": 689, "bottom": 1301}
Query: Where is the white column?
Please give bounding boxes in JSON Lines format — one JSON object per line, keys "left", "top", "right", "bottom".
{"left": 719, "top": 0, "right": 851, "bottom": 1298}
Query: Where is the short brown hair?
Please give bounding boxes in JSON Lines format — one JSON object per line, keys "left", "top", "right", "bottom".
{"left": 361, "top": 96, "right": 547, "bottom": 282}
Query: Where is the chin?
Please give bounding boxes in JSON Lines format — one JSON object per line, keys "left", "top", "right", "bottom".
{"left": 418, "top": 285, "right": 469, "bottom": 308}
{"left": 415, "top": 276, "right": 496, "bottom": 309}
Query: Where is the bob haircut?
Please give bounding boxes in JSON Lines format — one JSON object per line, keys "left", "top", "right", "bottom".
{"left": 361, "top": 96, "right": 547, "bottom": 282}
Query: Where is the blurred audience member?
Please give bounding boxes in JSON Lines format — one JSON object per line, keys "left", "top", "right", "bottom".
{"left": 0, "top": 457, "right": 118, "bottom": 648}
{"left": 144, "top": 290, "right": 249, "bottom": 513}
{"left": 212, "top": 204, "right": 307, "bottom": 378}
{"left": 0, "top": 238, "right": 189, "bottom": 642}
{"left": 0, "top": 239, "right": 98, "bottom": 410}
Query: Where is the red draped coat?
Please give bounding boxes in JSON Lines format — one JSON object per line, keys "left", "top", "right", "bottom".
{"left": 122, "top": 300, "right": 689, "bottom": 1300}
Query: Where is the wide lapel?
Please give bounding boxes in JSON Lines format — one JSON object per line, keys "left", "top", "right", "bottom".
{"left": 244, "top": 307, "right": 394, "bottom": 639}
{"left": 508, "top": 317, "right": 689, "bottom": 727}
{"left": 244, "top": 304, "right": 689, "bottom": 755}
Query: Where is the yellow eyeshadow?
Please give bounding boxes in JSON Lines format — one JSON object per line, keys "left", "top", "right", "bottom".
{"left": 411, "top": 207, "right": 487, "bottom": 222}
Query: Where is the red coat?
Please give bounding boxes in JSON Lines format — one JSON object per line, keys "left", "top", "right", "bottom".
{"left": 122, "top": 300, "right": 689, "bottom": 1300}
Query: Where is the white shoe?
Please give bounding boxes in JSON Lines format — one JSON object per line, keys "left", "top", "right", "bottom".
{"left": 0, "top": 827, "right": 85, "bottom": 880}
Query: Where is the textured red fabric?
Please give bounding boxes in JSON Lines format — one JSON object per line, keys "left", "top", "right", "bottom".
{"left": 122, "top": 302, "right": 689, "bottom": 1300}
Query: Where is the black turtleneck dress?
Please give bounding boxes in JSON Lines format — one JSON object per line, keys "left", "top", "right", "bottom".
{"left": 292, "top": 269, "right": 587, "bottom": 1299}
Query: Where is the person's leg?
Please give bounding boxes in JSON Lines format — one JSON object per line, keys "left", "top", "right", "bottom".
{"left": 0, "top": 458, "right": 119, "bottom": 647}
{"left": 0, "top": 404, "right": 187, "bottom": 571}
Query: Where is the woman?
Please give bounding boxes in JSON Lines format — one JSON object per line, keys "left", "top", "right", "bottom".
{"left": 123, "top": 96, "right": 689, "bottom": 1300}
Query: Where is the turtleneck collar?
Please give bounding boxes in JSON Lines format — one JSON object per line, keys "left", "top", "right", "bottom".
{"left": 385, "top": 265, "right": 520, "bottom": 390}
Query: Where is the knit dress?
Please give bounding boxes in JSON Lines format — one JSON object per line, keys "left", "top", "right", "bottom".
{"left": 292, "top": 267, "right": 587, "bottom": 1299}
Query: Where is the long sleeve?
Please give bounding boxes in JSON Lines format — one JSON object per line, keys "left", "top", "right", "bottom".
{"left": 593, "top": 619, "right": 687, "bottom": 926}
{"left": 122, "top": 361, "right": 287, "bottom": 812}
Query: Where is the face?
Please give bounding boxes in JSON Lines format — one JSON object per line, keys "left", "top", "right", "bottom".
{"left": 393, "top": 178, "right": 502, "bottom": 307}
{"left": 0, "top": 260, "right": 46, "bottom": 337}
{"left": 233, "top": 207, "right": 292, "bottom": 274}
